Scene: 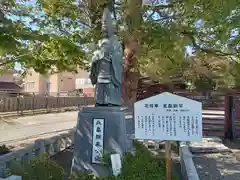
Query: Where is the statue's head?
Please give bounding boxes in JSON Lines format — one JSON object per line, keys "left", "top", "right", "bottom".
{"left": 99, "top": 38, "right": 110, "bottom": 51}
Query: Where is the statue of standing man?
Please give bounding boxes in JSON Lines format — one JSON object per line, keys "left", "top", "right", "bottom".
{"left": 89, "top": 7, "right": 123, "bottom": 106}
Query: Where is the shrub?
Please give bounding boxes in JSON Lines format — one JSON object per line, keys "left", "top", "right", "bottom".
{"left": 0, "top": 145, "right": 11, "bottom": 155}
{"left": 9, "top": 141, "right": 173, "bottom": 180}
{"left": 9, "top": 153, "right": 65, "bottom": 180}
{"left": 70, "top": 141, "right": 166, "bottom": 180}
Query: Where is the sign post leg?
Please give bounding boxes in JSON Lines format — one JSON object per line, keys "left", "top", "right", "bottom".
{"left": 94, "top": 85, "right": 96, "bottom": 98}
{"left": 165, "top": 141, "right": 171, "bottom": 180}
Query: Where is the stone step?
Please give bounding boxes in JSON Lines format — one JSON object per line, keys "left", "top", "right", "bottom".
{"left": 190, "top": 137, "right": 230, "bottom": 154}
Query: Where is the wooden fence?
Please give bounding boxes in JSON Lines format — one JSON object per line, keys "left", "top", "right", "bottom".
{"left": 176, "top": 92, "right": 240, "bottom": 139}
{"left": 0, "top": 94, "right": 95, "bottom": 113}
{"left": 177, "top": 92, "right": 225, "bottom": 138}
{"left": 228, "top": 93, "right": 240, "bottom": 138}
{"left": 233, "top": 95, "right": 240, "bottom": 137}
{"left": 0, "top": 88, "right": 231, "bottom": 138}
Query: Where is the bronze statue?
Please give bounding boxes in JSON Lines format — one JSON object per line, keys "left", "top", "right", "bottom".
{"left": 89, "top": 7, "right": 123, "bottom": 106}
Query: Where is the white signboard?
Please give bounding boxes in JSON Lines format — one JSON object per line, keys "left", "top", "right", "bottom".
{"left": 134, "top": 92, "right": 202, "bottom": 141}
{"left": 111, "top": 153, "right": 122, "bottom": 176}
{"left": 92, "top": 118, "right": 104, "bottom": 163}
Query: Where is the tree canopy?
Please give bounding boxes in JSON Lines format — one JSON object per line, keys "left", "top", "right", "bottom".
{"left": 0, "top": 0, "right": 240, "bottom": 89}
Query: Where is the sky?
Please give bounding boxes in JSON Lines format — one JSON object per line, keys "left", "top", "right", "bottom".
{"left": 142, "top": 0, "right": 167, "bottom": 6}
{"left": 9, "top": 0, "right": 40, "bottom": 30}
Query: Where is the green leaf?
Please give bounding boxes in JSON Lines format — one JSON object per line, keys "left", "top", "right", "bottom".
{"left": 0, "top": 47, "right": 5, "bottom": 56}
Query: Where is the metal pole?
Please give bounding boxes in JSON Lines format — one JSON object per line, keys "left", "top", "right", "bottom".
{"left": 94, "top": 85, "right": 96, "bottom": 106}
{"left": 32, "top": 93, "right": 35, "bottom": 115}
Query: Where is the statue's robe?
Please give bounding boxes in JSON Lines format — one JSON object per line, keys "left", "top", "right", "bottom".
{"left": 90, "top": 36, "right": 123, "bottom": 106}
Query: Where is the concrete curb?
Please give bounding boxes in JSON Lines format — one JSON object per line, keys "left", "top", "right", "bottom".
{"left": 0, "top": 105, "right": 95, "bottom": 120}
{"left": 0, "top": 175, "right": 21, "bottom": 180}
{"left": 0, "top": 129, "right": 75, "bottom": 178}
{"left": 0, "top": 106, "right": 80, "bottom": 120}
{"left": 179, "top": 142, "right": 200, "bottom": 180}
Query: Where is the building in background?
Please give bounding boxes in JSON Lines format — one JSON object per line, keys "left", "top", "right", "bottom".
{"left": 23, "top": 68, "right": 94, "bottom": 96}
{"left": 0, "top": 69, "right": 22, "bottom": 93}
{"left": 75, "top": 69, "right": 94, "bottom": 97}
{"left": 23, "top": 68, "right": 49, "bottom": 94}
{"left": 0, "top": 69, "right": 15, "bottom": 82}
{"left": 48, "top": 71, "right": 76, "bottom": 96}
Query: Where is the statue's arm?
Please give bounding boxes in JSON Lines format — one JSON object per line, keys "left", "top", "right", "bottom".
{"left": 89, "top": 54, "right": 100, "bottom": 85}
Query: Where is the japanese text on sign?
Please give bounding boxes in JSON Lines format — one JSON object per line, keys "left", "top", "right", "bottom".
{"left": 134, "top": 92, "right": 202, "bottom": 141}
{"left": 92, "top": 118, "right": 104, "bottom": 164}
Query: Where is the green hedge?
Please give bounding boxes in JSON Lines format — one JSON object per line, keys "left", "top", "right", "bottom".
{"left": 9, "top": 153, "right": 65, "bottom": 180}
{"left": 9, "top": 141, "right": 171, "bottom": 180}
{"left": 0, "top": 145, "right": 11, "bottom": 155}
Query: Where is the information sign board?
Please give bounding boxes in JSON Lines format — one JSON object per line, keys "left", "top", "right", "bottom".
{"left": 134, "top": 92, "right": 202, "bottom": 141}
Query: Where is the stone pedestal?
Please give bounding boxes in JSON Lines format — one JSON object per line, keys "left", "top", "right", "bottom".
{"left": 71, "top": 106, "right": 128, "bottom": 177}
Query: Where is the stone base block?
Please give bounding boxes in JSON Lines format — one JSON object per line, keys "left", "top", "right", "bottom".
{"left": 71, "top": 106, "right": 127, "bottom": 177}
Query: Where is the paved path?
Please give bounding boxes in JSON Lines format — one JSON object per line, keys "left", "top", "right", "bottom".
{"left": 188, "top": 138, "right": 240, "bottom": 180}
{"left": 192, "top": 140, "right": 240, "bottom": 180}
{"left": 0, "top": 111, "right": 79, "bottom": 145}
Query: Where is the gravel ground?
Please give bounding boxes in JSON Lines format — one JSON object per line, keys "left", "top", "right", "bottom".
{"left": 51, "top": 146, "right": 74, "bottom": 180}
{"left": 193, "top": 147, "right": 240, "bottom": 180}
{"left": 0, "top": 111, "right": 78, "bottom": 145}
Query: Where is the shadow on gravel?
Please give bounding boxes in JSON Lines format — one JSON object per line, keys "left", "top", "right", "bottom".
{"left": 173, "top": 159, "right": 182, "bottom": 180}
{"left": 0, "top": 119, "right": 20, "bottom": 126}
{"left": 51, "top": 146, "right": 74, "bottom": 179}
{"left": 193, "top": 152, "right": 240, "bottom": 180}
{"left": 0, "top": 145, "right": 11, "bottom": 155}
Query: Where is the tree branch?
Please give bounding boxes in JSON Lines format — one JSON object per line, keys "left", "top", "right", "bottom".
{"left": 0, "top": 43, "right": 43, "bottom": 67}
{"left": 145, "top": 4, "right": 174, "bottom": 10}
{"left": 0, "top": 58, "right": 19, "bottom": 67}
{"left": 154, "top": 14, "right": 180, "bottom": 22}
{"left": 181, "top": 30, "right": 238, "bottom": 56}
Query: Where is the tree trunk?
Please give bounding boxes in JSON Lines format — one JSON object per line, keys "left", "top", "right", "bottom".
{"left": 122, "top": 38, "right": 140, "bottom": 107}
{"left": 122, "top": 0, "right": 142, "bottom": 107}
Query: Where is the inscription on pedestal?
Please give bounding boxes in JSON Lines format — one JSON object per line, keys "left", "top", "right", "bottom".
{"left": 92, "top": 118, "right": 104, "bottom": 164}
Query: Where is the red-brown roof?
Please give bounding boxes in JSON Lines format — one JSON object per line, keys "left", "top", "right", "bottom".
{"left": 0, "top": 82, "right": 21, "bottom": 90}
